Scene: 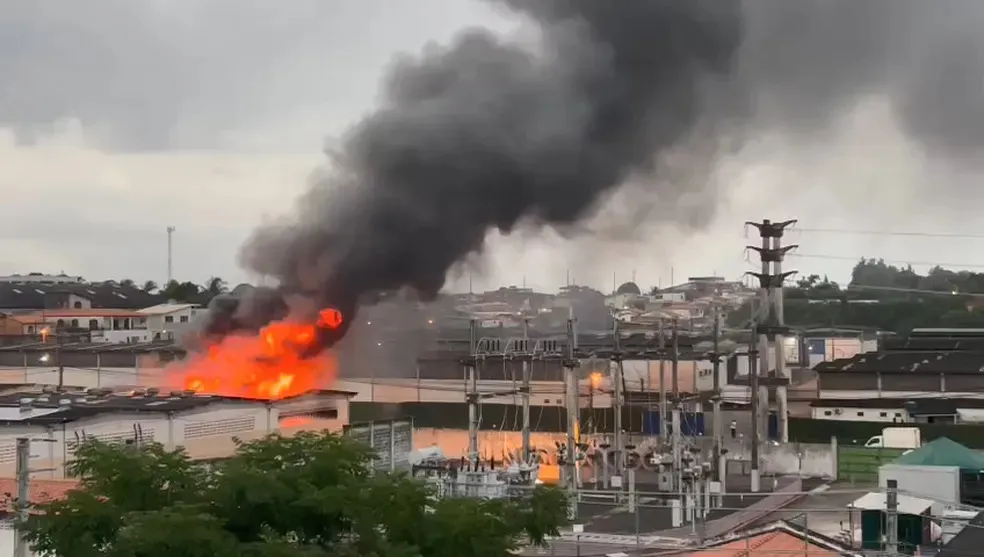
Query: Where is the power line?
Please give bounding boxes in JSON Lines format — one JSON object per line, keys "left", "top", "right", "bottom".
{"left": 790, "top": 253, "right": 984, "bottom": 270}
{"left": 793, "top": 227, "right": 984, "bottom": 240}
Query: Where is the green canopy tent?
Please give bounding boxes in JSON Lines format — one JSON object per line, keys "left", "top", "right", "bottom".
{"left": 894, "top": 437, "right": 984, "bottom": 469}
{"left": 892, "top": 437, "right": 984, "bottom": 507}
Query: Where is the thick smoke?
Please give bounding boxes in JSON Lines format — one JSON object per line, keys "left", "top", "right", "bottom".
{"left": 207, "top": 0, "right": 984, "bottom": 350}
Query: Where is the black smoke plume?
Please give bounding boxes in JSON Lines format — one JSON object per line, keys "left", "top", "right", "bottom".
{"left": 205, "top": 0, "right": 984, "bottom": 351}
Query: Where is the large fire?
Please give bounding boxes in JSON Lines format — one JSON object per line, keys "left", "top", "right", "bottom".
{"left": 178, "top": 308, "right": 343, "bottom": 400}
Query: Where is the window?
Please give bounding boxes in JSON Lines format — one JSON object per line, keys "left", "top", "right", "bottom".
{"left": 164, "top": 316, "right": 174, "bottom": 323}
{"left": 70, "top": 319, "right": 79, "bottom": 328}
{"left": 880, "top": 412, "right": 888, "bottom": 417}
{"left": 179, "top": 315, "right": 189, "bottom": 323}
{"left": 89, "top": 319, "right": 99, "bottom": 330}
{"left": 857, "top": 411, "right": 864, "bottom": 416}
{"left": 823, "top": 410, "right": 832, "bottom": 416}
{"left": 73, "top": 301, "right": 82, "bottom": 309}
{"left": 895, "top": 413, "right": 902, "bottom": 417}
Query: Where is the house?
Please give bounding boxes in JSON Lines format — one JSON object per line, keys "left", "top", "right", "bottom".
{"left": 0, "top": 282, "right": 164, "bottom": 313}
{"left": 0, "top": 314, "right": 23, "bottom": 336}
{"left": 0, "top": 387, "right": 355, "bottom": 477}
{"left": 8, "top": 309, "right": 150, "bottom": 343}
{"left": 674, "top": 520, "right": 861, "bottom": 556}
{"left": 138, "top": 303, "right": 204, "bottom": 339}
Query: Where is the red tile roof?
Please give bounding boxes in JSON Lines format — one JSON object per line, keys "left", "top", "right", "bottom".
{"left": 0, "top": 478, "right": 78, "bottom": 513}
{"left": 684, "top": 530, "right": 837, "bottom": 557}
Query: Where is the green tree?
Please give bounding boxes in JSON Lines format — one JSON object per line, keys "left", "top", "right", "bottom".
{"left": 23, "top": 432, "right": 568, "bottom": 557}
{"left": 119, "top": 278, "right": 136, "bottom": 288}
{"left": 203, "top": 276, "right": 228, "bottom": 298}
{"left": 141, "top": 280, "right": 159, "bottom": 293}
{"left": 161, "top": 280, "right": 202, "bottom": 303}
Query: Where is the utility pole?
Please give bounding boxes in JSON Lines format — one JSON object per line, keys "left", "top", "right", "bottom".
{"left": 886, "top": 479, "right": 899, "bottom": 555}
{"left": 521, "top": 318, "right": 532, "bottom": 463}
{"left": 563, "top": 317, "right": 579, "bottom": 519}
{"left": 466, "top": 319, "right": 480, "bottom": 467}
{"left": 14, "top": 438, "right": 28, "bottom": 557}
{"left": 658, "top": 319, "right": 667, "bottom": 441}
{"left": 748, "top": 340, "right": 760, "bottom": 492}
{"left": 612, "top": 317, "right": 624, "bottom": 477}
{"left": 166, "top": 225, "right": 176, "bottom": 286}
{"left": 711, "top": 305, "right": 724, "bottom": 486}
{"left": 671, "top": 318, "right": 681, "bottom": 494}
{"left": 56, "top": 331, "right": 64, "bottom": 389}
{"left": 671, "top": 319, "right": 679, "bottom": 400}
{"left": 746, "top": 219, "right": 797, "bottom": 444}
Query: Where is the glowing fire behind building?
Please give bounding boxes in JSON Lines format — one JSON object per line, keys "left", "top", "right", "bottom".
{"left": 175, "top": 308, "right": 344, "bottom": 400}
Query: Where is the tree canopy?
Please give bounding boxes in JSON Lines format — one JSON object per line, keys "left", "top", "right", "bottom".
{"left": 728, "top": 259, "right": 984, "bottom": 332}
{"left": 22, "top": 432, "right": 568, "bottom": 557}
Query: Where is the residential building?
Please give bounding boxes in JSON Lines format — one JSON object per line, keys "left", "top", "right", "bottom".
{"left": 0, "top": 273, "right": 84, "bottom": 285}
{"left": 8, "top": 309, "right": 150, "bottom": 342}
{"left": 0, "top": 282, "right": 164, "bottom": 313}
{"left": 809, "top": 398, "right": 984, "bottom": 424}
{"left": 676, "top": 521, "right": 860, "bottom": 556}
{"left": 139, "top": 303, "right": 204, "bottom": 339}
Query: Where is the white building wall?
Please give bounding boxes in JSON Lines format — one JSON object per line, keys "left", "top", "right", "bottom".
{"left": 879, "top": 464, "right": 961, "bottom": 514}
{"left": 811, "top": 406, "right": 908, "bottom": 423}
{"left": 957, "top": 409, "right": 984, "bottom": 422}
{"left": 0, "top": 403, "right": 283, "bottom": 477}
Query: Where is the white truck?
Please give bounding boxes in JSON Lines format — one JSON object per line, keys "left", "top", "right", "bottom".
{"left": 864, "top": 427, "right": 921, "bottom": 450}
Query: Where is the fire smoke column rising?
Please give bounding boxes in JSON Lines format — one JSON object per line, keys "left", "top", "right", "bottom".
{"left": 236, "top": 0, "right": 744, "bottom": 349}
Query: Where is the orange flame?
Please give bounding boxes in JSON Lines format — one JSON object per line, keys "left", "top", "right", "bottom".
{"left": 177, "top": 308, "right": 343, "bottom": 400}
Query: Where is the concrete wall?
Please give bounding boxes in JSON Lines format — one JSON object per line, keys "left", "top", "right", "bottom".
{"left": 725, "top": 440, "right": 837, "bottom": 478}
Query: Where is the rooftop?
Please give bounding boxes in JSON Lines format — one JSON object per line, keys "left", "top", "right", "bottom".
{"left": 0, "top": 478, "right": 77, "bottom": 513}
{"left": 0, "top": 388, "right": 356, "bottom": 426}
{"left": 685, "top": 521, "right": 860, "bottom": 557}
{"left": 0, "top": 282, "right": 167, "bottom": 312}
{"left": 938, "top": 510, "right": 984, "bottom": 557}
{"left": 139, "top": 303, "right": 202, "bottom": 315}
{"left": 817, "top": 350, "right": 984, "bottom": 374}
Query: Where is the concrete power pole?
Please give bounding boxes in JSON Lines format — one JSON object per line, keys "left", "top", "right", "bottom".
{"left": 14, "top": 438, "right": 28, "bottom": 557}
{"left": 166, "top": 225, "right": 176, "bottom": 286}
{"left": 711, "top": 306, "right": 724, "bottom": 487}
{"left": 521, "top": 318, "right": 532, "bottom": 463}
{"left": 466, "top": 319, "right": 480, "bottom": 467}
{"left": 563, "top": 317, "right": 579, "bottom": 518}
{"left": 658, "top": 319, "right": 667, "bottom": 441}
{"left": 886, "top": 479, "right": 899, "bottom": 555}
{"left": 612, "top": 317, "right": 624, "bottom": 477}
{"left": 746, "top": 219, "right": 797, "bottom": 444}
{"left": 671, "top": 318, "right": 681, "bottom": 494}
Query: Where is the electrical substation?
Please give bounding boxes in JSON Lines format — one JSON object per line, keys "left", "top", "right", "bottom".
{"left": 407, "top": 218, "right": 801, "bottom": 533}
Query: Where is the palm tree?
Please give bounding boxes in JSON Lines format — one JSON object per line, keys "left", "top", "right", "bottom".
{"left": 162, "top": 280, "right": 202, "bottom": 303}
{"left": 204, "top": 277, "right": 228, "bottom": 297}
{"left": 119, "top": 278, "right": 136, "bottom": 288}
{"left": 142, "top": 280, "right": 158, "bottom": 293}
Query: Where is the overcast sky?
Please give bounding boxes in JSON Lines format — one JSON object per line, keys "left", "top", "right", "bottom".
{"left": 3, "top": 0, "right": 984, "bottom": 293}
